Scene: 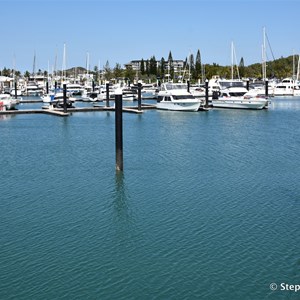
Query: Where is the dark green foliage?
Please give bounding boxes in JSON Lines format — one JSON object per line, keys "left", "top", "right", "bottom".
{"left": 160, "top": 57, "right": 165, "bottom": 77}
{"left": 1, "top": 54, "right": 298, "bottom": 83}
{"left": 195, "top": 49, "right": 202, "bottom": 80}
{"left": 239, "top": 57, "right": 245, "bottom": 78}
{"left": 149, "top": 56, "right": 157, "bottom": 75}
{"left": 113, "top": 63, "right": 123, "bottom": 79}
{"left": 124, "top": 65, "right": 135, "bottom": 82}
{"left": 140, "top": 58, "right": 145, "bottom": 75}
{"left": 167, "top": 51, "right": 174, "bottom": 79}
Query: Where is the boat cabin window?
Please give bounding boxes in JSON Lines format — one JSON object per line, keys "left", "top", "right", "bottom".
{"left": 165, "top": 84, "right": 187, "bottom": 90}
{"left": 229, "top": 92, "right": 246, "bottom": 96}
{"left": 165, "top": 96, "right": 171, "bottom": 101}
{"left": 157, "top": 96, "right": 164, "bottom": 102}
{"left": 219, "top": 81, "right": 244, "bottom": 88}
{"left": 173, "top": 95, "right": 195, "bottom": 100}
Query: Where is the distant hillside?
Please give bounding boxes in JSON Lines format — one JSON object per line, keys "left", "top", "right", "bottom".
{"left": 204, "top": 55, "right": 298, "bottom": 80}
{"left": 244, "top": 55, "right": 297, "bottom": 79}
{"left": 65, "top": 67, "right": 87, "bottom": 76}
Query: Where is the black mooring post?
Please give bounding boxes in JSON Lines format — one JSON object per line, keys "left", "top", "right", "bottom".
{"left": 265, "top": 79, "right": 269, "bottom": 98}
{"left": 106, "top": 82, "right": 110, "bottom": 107}
{"left": 187, "top": 80, "right": 190, "bottom": 93}
{"left": 246, "top": 79, "right": 250, "bottom": 91}
{"left": 92, "top": 80, "right": 95, "bottom": 92}
{"left": 63, "top": 83, "right": 67, "bottom": 113}
{"left": 115, "top": 90, "right": 123, "bottom": 172}
{"left": 46, "top": 81, "right": 49, "bottom": 94}
{"left": 14, "top": 82, "right": 17, "bottom": 99}
{"left": 55, "top": 81, "right": 57, "bottom": 91}
{"left": 138, "top": 82, "right": 142, "bottom": 111}
{"left": 205, "top": 79, "right": 209, "bottom": 108}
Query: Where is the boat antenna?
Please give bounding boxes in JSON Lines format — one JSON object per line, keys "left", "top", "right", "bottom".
{"left": 32, "top": 50, "right": 36, "bottom": 77}
{"left": 297, "top": 53, "right": 300, "bottom": 82}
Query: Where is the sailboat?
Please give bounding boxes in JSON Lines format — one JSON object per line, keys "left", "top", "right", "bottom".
{"left": 211, "top": 42, "right": 269, "bottom": 109}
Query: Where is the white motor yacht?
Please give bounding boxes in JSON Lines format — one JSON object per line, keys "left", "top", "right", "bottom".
{"left": 273, "top": 78, "right": 299, "bottom": 97}
{"left": 156, "top": 83, "right": 202, "bottom": 111}
{"left": 212, "top": 86, "right": 268, "bottom": 109}
{"left": 26, "top": 81, "right": 43, "bottom": 95}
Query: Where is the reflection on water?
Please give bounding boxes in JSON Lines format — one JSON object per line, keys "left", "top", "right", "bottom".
{"left": 114, "top": 172, "right": 128, "bottom": 208}
{"left": 0, "top": 95, "right": 300, "bottom": 300}
{"left": 270, "top": 97, "right": 300, "bottom": 110}
{"left": 0, "top": 114, "right": 16, "bottom": 121}
{"left": 112, "top": 173, "right": 136, "bottom": 242}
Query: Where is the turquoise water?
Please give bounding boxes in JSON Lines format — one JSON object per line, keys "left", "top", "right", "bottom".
{"left": 1, "top": 98, "right": 299, "bottom": 299}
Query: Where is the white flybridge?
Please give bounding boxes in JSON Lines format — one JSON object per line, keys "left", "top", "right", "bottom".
{"left": 156, "top": 83, "right": 202, "bottom": 111}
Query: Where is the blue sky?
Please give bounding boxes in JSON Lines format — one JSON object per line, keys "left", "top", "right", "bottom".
{"left": 1, "top": 0, "right": 300, "bottom": 73}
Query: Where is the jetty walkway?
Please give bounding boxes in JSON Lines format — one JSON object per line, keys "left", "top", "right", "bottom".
{"left": 0, "top": 104, "right": 157, "bottom": 117}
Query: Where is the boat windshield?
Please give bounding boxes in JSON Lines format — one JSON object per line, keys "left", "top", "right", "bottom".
{"left": 165, "top": 84, "right": 187, "bottom": 90}
{"left": 219, "top": 81, "right": 244, "bottom": 88}
{"left": 229, "top": 92, "right": 246, "bottom": 96}
{"left": 173, "top": 95, "right": 196, "bottom": 100}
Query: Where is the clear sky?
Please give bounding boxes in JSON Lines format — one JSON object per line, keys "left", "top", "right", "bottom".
{"left": 1, "top": 0, "right": 300, "bottom": 73}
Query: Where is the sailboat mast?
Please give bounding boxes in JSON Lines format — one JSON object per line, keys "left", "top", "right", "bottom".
{"left": 189, "top": 51, "right": 191, "bottom": 81}
{"left": 12, "top": 54, "right": 16, "bottom": 80}
{"left": 232, "top": 42, "right": 240, "bottom": 80}
{"left": 32, "top": 51, "right": 36, "bottom": 77}
{"left": 86, "top": 52, "right": 89, "bottom": 76}
{"left": 98, "top": 59, "right": 101, "bottom": 84}
{"left": 231, "top": 41, "right": 234, "bottom": 80}
{"left": 262, "top": 27, "right": 267, "bottom": 81}
{"left": 297, "top": 53, "right": 300, "bottom": 82}
{"left": 293, "top": 50, "right": 295, "bottom": 80}
{"left": 62, "top": 43, "right": 66, "bottom": 82}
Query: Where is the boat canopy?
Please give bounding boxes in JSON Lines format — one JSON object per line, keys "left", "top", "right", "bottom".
{"left": 219, "top": 81, "right": 244, "bottom": 88}
{"left": 164, "top": 83, "right": 187, "bottom": 90}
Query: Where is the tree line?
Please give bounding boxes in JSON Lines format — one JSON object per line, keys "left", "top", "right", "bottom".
{"left": 0, "top": 52, "right": 298, "bottom": 83}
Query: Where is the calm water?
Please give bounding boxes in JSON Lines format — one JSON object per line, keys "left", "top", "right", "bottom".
{"left": 0, "top": 98, "right": 299, "bottom": 299}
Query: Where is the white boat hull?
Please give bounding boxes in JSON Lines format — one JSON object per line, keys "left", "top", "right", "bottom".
{"left": 156, "top": 101, "right": 200, "bottom": 111}
{"left": 212, "top": 98, "right": 267, "bottom": 110}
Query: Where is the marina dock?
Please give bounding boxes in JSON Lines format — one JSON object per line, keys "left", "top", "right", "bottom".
{"left": 0, "top": 104, "right": 157, "bottom": 117}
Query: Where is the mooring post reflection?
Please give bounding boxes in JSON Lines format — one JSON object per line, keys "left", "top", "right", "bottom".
{"left": 113, "top": 173, "right": 137, "bottom": 244}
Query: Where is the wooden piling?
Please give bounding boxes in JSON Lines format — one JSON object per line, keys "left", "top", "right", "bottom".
{"left": 265, "top": 79, "right": 269, "bottom": 98}
{"left": 106, "top": 82, "right": 110, "bottom": 107}
{"left": 205, "top": 79, "right": 209, "bottom": 108}
{"left": 138, "top": 82, "right": 142, "bottom": 111}
{"left": 14, "top": 82, "right": 17, "bottom": 99}
{"left": 115, "top": 89, "right": 123, "bottom": 171}
{"left": 63, "top": 83, "right": 67, "bottom": 113}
